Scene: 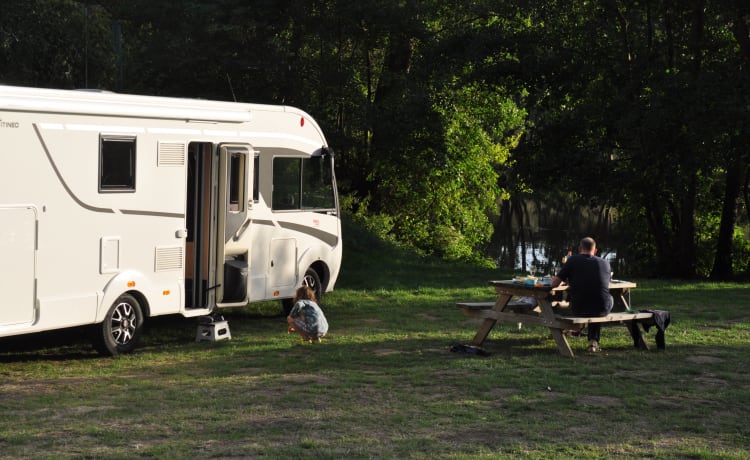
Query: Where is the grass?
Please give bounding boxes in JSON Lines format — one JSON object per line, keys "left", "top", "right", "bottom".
{"left": 1, "top": 224, "right": 749, "bottom": 459}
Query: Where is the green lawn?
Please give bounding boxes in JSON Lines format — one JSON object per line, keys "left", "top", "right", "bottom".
{"left": 1, "top": 235, "right": 749, "bottom": 459}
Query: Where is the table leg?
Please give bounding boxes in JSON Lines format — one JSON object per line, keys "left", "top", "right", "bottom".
{"left": 470, "top": 293, "right": 512, "bottom": 346}
{"left": 538, "top": 297, "right": 575, "bottom": 358}
{"left": 615, "top": 289, "right": 631, "bottom": 311}
{"left": 627, "top": 320, "right": 649, "bottom": 350}
{"left": 550, "top": 328, "right": 575, "bottom": 358}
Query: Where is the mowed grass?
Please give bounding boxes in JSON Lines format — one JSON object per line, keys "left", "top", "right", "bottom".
{"left": 1, "top": 226, "right": 749, "bottom": 459}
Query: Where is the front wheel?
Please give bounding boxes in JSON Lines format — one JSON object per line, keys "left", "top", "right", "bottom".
{"left": 301, "top": 267, "right": 323, "bottom": 303}
{"left": 93, "top": 294, "right": 144, "bottom": 356}
{"left": 281, "top": 267, "right": 323, "bottom": 316}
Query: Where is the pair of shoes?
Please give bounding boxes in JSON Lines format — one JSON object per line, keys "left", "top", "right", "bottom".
{"left": 449, "top": 344, "right": 490, "bottom": 356}
{"left": 587, "top": 344, "right": 601, "bottom": 353}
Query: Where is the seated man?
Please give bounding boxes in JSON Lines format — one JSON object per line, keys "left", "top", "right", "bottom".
{"left": 551, "top": 237, "right": 613, "bottom": 352}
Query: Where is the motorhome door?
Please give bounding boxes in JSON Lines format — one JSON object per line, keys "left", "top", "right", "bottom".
{"left": 0, "top": 206, "right": 36, "bottom": 326}
{"left": 217, "top": 144, "right": 252, "bottom": 306}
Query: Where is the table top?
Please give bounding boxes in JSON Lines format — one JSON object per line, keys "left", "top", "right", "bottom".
{"left": 488, "top": 279, "right": 637, "bottom": 291}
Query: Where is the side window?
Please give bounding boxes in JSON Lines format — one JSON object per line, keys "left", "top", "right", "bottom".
{"left": 301, "top": 155, "right": 335, "bottom": 210}
{"left": 228, "top": 151, "right": 246, "bottom": 212}
{"left": 272, "top": 155, "right": 336, "bottom": 211}
{"left": 272, "top": 157, "right": 301, "bottom": 210}
{"left": 253, "top": 154, "right": 260, "bottom": 202}
{"left": 99, "top": 136, "right": 136, "bottom": 192}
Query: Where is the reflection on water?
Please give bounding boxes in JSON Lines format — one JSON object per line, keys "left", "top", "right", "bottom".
{"left": 505, "top": 243, "right": 618, "bottom": 275}
{"left": 491, "top": 198, "right": 624, "bottom": 275}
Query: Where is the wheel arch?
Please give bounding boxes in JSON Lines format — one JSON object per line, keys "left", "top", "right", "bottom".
{"left": 97, "top": 270, "right": 154, "bottom": 323}
{"left": 308, "top": 260, "right": 330, "bottom": 292}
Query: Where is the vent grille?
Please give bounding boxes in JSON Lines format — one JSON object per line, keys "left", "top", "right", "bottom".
{"left": 157, "top": 142, "right": 186, "bottom": 166}
{"left": 155, "top": 246, "right": 183, "bottom": 272}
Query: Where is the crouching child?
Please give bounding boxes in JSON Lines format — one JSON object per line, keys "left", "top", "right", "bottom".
{"left": 287, "top": 286, "right": 329, "bottom": 343}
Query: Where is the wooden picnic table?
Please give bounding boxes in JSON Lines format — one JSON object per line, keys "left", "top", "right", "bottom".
{"left": 457, "top": 280, "right": 655, "bottom": 357}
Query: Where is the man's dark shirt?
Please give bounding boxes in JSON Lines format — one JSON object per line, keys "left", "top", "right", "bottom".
{"left": 557, "top": 254, "right": 613, "bottom": 316}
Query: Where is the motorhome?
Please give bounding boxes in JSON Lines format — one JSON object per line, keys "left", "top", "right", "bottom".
{"left": 0, "top": 85, "right": 342, "bottom": 354}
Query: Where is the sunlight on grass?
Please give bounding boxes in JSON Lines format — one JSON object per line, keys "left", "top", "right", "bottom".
{"left": 1, "top": 227, "right": 749, "bottom": 458}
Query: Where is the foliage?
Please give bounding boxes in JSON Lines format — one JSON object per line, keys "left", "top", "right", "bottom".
{"left": 3, "top": 0, "right": 750, "bottom": 277}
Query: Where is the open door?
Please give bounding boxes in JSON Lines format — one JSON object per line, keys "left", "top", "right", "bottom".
{"left": 185, "top": 142, "right": 213, "bottom": 309}
{"left": 216, "top": 144, "right": 252, "bottom": 306}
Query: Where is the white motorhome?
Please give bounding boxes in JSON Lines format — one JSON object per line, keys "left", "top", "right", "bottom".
{"left": 0, "top": 85, "right": 342, "bottom": 354}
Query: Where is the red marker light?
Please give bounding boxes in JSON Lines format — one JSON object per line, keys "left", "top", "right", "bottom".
{"left": 300, "top": 117, "right": 305, "bottom": 127}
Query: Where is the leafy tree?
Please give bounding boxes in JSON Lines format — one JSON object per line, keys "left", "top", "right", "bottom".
{"left": 0, "top": 0, "right": 114, "bottom": 89}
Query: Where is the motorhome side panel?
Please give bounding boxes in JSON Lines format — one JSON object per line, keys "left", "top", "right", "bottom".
{"left": 0, "top": 110, "right": 187, "bottom": 336}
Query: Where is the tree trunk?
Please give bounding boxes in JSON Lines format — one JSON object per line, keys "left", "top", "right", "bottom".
{"left": 711, "top": 157, "right": 743, "bottom": 279}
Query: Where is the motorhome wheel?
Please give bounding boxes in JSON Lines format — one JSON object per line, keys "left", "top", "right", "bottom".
{"left": 94, "top": 294, "right": 144, "bottom": 356}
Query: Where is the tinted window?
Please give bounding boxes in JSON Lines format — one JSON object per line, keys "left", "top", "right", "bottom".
{"left": 272, "top": 158, "right": 301, "bottom": 210}
{"left": 272, "top": 156, "right": 335, "bottom": 211}
{"left": 301, "top": 155, "right": 335, "bottom": 209}
{"left": 100, "top": 136, "right": 136, "bottom": 192}
{"left": 253, "top": 154, "right": 260, "bottom": 202}
{"left": 228, "top": 151, "right": 245, "bottom": 212}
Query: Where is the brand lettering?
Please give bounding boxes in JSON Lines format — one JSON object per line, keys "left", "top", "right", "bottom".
{"left": 0, "top": 119, "right": 20, "bottom": 128}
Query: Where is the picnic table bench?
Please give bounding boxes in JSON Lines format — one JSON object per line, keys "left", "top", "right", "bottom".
{"left": 457, "top": 280, "right": 659, "bottom": 357}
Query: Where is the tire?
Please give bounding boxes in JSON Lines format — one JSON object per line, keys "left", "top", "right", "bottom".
{"left": 93, "top": 294, "right": 144, "bottom": 356}
{"left": 302, "top": 267, "right": 323, "bottom": 303}
{"left": 281, "top": 267, "right": 323, "bottom": 316}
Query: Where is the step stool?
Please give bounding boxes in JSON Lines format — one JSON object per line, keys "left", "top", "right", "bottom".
{"left": 196, "top": 316, "right": 231, "bottom": 342}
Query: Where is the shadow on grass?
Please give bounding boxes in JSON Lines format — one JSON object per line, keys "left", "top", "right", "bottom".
{"left": 0, "top": 326, "right": 100, "bottom": 362}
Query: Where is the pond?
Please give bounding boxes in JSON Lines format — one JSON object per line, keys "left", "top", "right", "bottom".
{"left": 491, "top": 198, "right": 624, "bottom": 275}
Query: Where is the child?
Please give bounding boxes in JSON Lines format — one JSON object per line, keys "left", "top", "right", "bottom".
{"left": 287, "top": 286, "right": 329, "bottom": 343}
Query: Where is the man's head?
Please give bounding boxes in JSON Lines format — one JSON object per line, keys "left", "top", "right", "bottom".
{"left": 579, "top": 237, "right": 597, "bottom": 255}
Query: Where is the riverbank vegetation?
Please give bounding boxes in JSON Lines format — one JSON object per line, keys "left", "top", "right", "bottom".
{"left": 2, "top": 1, "right": 750, "bottom": 278}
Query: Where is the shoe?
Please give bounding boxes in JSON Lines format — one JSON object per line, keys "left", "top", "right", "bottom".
{"left": 587, "top": 344, "right": 601, "bottom": 353}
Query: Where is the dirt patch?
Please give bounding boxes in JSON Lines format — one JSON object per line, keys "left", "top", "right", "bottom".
{"left": 686, "top": 355, "right": 724, "bottom": 364}
{"left": 487, "top": 387, "right": 516, "bottom": 398}
{"left": 276, "top": 373, "right": 335, "bottom": 385}
{"left": 693, "top": 376, "right": 727, "bottom": 386}
{"left": 576, "top": 395, "right": 623, "bottom": 407}
{"left": 415, "top": 313, "right": 440, "bottom": 321}
{"left": 372, "top": 348, "right": 401, "bottom": 356}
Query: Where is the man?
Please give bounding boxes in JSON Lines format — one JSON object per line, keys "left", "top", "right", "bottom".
{"left": 551, "top": 237, "right": 613, "bottom": 352}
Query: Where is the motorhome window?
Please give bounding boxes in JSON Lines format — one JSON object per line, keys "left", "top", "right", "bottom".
{"left": 99, "top": 136, "right": 136, "bottom": 192}
{"left": 253, "top": 154, "right": 260, "bottom": 202}
{"left": 272, "top": 156, "right": 335, "bottom": 211}
{"left": 301, "top": 155, "right": 335, "bottom": 210}
{"left": 272, "top": 158, "right": 301, "bottom": 210}
{"left": 228, "top": 152, "right": 245, "bottom": 212}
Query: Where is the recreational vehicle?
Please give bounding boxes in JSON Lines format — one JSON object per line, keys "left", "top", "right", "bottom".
{"left": 0, "top": 85, "right": 342, "bottom": 354}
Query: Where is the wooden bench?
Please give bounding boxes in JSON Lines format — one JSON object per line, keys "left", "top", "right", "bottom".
{"left": 457, "top": 300, "right": 657, "bottom": 356}
{"left": 555, "top": 311, "right": 654, "bottom": 325}
{"left": 556, "top": 311, "right": 655, "bottom": 350}
{"left": 457, "top": 300, "right": 540, "bottom": 314}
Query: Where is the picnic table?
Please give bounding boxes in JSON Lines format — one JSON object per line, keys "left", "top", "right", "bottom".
{"left": 457, "top": 280, "right": 657, "bottom": 357}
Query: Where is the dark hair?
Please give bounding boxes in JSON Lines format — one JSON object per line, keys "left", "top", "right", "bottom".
{"left": 580, "top": 237, "right": 596, "bottom": 251}
{"left": 294, "top": 286, "right": 317, "bottom": 303}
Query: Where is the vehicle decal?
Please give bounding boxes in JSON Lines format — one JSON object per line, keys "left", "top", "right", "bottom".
{"left": 33, "top": 123, "right": 184, "bottom": 219}
{"left": 278, "top": 221, "right": 339, "bottom": 247}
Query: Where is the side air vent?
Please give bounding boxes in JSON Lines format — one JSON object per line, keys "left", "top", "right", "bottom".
{"left": 157, "top": 142, "right": 186, "bottom": 166}
{"left": 155, "top": 246, "right": 183, "bottom": 272}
